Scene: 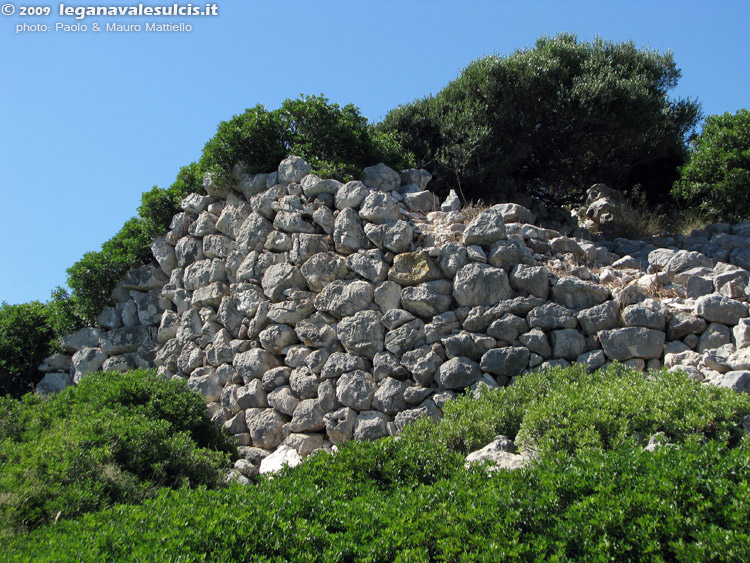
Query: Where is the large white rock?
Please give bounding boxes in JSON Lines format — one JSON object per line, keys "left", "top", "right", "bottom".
{"left": 259, "top": 445, "right": 303, "bottom": 475}
{"left": 465, "top": 435, "right": 525, "bottom": 471}
{"left": 362, "top": 163, "right": 400, "bottom": 192}
{"left": 278, "top": 156, "right": 312, "bottom": 185}
{"left": 453, "top": 263, "right": 512, "bottom": 307}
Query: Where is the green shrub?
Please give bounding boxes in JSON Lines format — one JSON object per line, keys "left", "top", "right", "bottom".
{"left": 0, "top": 301, "right": 56, "bottom": 398}
{"left": 381, "top": 33, "right": 700, "bottom": 206}
{"left": 7, "top": 433, "right": 750, "bottom": 561}
{"left": 405, "top": 363, "right": 750, "bottom": 457}
{"left": 0, "top": 369, "right": 234, "bottom": 535}
{"left": 202, "top": 94, "right": 414, "bottom": 186}
{"left": 6, "top": 364, "right": 750, "bottom": 561}
{"left": 0, "top": 289, "right": 84, "bottom": 398}
{"left": 672, "top": 108, "right": 750, "bottom": 223}
{"left": 514, "top": 365, "right": 750, "bottom": 457}
{"left": 44, "top": 287, "right": 85, "bottom": 343}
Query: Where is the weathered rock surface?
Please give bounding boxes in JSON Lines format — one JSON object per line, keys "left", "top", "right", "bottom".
{"left": 45, "top": 157, "right": 750, "bottom": 463}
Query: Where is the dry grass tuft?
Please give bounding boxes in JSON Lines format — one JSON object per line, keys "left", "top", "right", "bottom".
{"left": 461, "top": 201, "right": 489, "bottom": 223}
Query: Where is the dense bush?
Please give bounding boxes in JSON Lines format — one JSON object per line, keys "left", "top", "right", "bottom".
{"left": 202, "top": 94, "right": 413, "bottom": 185}
{"left": 381, "top": 33, "right": 701, "bottom": 206}
{"left": 672, "top": 109, "right": 750, "bottom": 223}
{"left": 0, "top": 301, "right": 56, "bottom": 398}
{"left": 407, "top": 363, "right": 750, "bottom": 455}
{"left": 0, "top": 369, "right": 235, "bottom": 535}
{"left": 6, "top": 365, "right": 750, "bottom": 560}
{"left": 0, "top": 290, "right": 84, "bottom": 398}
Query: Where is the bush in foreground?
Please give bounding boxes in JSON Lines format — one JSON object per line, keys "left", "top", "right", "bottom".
{"left": 6, "top": 365, "right": 750, "bottom": 561}
{"left": 0, "top": 369, "right": 235, "bottom": 536}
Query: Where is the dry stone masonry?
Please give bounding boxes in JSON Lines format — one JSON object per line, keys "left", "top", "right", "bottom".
{"left": 37, "top": 156, "right": 750, "bottom": 474}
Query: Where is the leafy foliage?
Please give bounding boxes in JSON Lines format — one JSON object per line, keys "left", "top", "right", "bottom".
{"left": 0, "top": 301, "right": 56, "bottom": 398}
{"left": 202, "top": 95, "right": 413, "bottom": 185}
{"left": 0, "top": 289, "right": 85, "bottom": 398}
{"left": 672, "top": 109, "right": 750, "bottom": 222}
{"left": 5, "top": 365, "right": 750, "bottom": 560}
{"left": 0, "top": 369, "right": 234, "bottom": 535}
{"left": 381, "top": 33, "right": 701, "bottom": 205}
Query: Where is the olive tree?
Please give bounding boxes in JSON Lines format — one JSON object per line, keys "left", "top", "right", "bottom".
{"left": 381, "top": 33, "right": 701, "bottom": 205}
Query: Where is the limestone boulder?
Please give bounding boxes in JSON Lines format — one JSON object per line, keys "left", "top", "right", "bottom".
{"left": 388, "top": 251, "right": 442, "bottom": 286}
{"left": 333, "top": 208, "right": 368, "bottom": 255}
{"left": 372, "top": 377, "right": 408, "bottom": 415}
{"left": 278, "top": 156, "right": 312, "bottom": 185}
{"left": 336, "top": 310, "right": 384, "bottom": 359}
{"left": 599, "top": 327, "right": 665, "bottom": 361}
{"left": 72, "top": 347, "right": 108, "bottom": 383}
{"left": 480, "top": 347, "right": 529, "bottom": 378}
{"left": 362, "top": 163, "right": 400, "bottom": 192}
{"left": 100, "top": 326, "right": 150, "bottom": 355}
{"left": 61, "top": 327, "right": 102, "bottom": 354}
{"left": 289, "top": 399, "right": 326, "bottom": 433}
{"left": 695, "top": 295, "right": 748, "bottom": 325}
{"left": 335, "top": 180, "right": 369, "bottom": 210}
{"left": 36, "top": 372, "right": 74, "bottom": 395}
{"left": 576, "top": 301, "right": 620, "bottom": 336}
{"left": 354, "top": 411, "right": 391, "bottom": 441}
{"left": 488, "top": 239, "right": 534, "bottom": 270}
{"left": 324, "top": 406, "right": 357, "bottom": 444}
{"left": 261, "top": 263, "right": 307, "bottom": 302}
{"left": 509, "top": 265, "right": 549, "bottom": 299}
{"left": 436, "top": 357, "right": 482, "bottom": 390}
{"left": 453, "top": 264, "right": 513, "bottom": 307}
{"left": 462, "top": 205, "right": 508, "bottom": 247}
{"left": 359, "top": 192, "right": 401, "bottom": 224}
{"left": 400, "top": 346, "right": 443, "bottom": 386}
{"left": 234, "top": 349, "right": 281, "bottom": 383}
{"left": 551, "top": 277, "right": 610, "bottom": 311}
{"left": 336, "top": 370, "right": 376, "bottom": 411}
{"left": 464, "top": 436, "right": 525, "bottom": 472}
{"left": 314, "top": 280, "right": 374, "bottom": 318}
{"left": 399, "top": 281, "right": 453, "bottom": 319}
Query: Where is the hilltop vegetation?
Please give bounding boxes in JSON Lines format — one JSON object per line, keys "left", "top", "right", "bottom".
{"left": 672, "top": 109, "right": 750, "bottom": 223}
{"left": 3, "top": 364, "right": 750, "bottom": 560}
{"left": 380, "top": 33, "right": 701, "bottom": 206}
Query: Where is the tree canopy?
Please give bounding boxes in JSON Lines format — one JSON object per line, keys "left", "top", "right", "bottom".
{"left": 672, "top": 109, "right": 750, "bottom": 223}
{"left": 381, "top": 33, "right": 701, "bottom": 205}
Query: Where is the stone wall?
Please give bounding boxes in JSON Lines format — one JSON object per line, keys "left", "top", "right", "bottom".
{"left": 37, "top": 156, "right": 750, "bottom": 472}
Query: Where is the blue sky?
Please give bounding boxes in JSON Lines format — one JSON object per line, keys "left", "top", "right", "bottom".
{"left": 1, "top": 0, "right": 748, "bottom": 305}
